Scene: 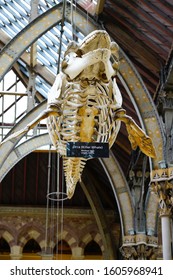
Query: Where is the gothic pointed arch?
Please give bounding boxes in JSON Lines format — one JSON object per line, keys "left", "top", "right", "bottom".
{"left": 0, "top": 1, "right": 164, "bottom": 249}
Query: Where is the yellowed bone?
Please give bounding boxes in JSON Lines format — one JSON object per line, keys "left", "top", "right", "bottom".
{"left": 0, "top": 30, "right": 156, "bottom": 200}
{"left": 78, "top": 106, "right": 98, "bottom": 142}
{"left": 0, "top": 104, "right": 61, "bottom": 146}
{"left": 114, "top": 109, "right": 156, "bottom": 158}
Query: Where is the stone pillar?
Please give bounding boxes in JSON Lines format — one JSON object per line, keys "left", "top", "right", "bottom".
{"left": 161, "top": 214, "right": 172, "bottom": 259}
{"left": 10, "top": 245, "right": 22, "bottom": 260}
{"left": 71, "top": 247, "right": 84, "bottom": 260}
{"left": 150, "top": 179, "right": 173, "bottom": 260}
{"left": 41, "top": 254, "right": 54, "bottom": 260}
{"left": 40, "top": 247, "right": 54, "bottom": 260}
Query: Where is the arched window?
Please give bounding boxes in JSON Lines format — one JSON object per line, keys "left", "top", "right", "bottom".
{"left": 22, "top": 239, "right": 41, "bottom": 259}
{"left": 0, "top": 237, "right": 10, "bottom": 260}
{"left": 23, "top": 238, "right": 41, "bottom": 253}
{"left": 54, "top": 240, "right": 72, "bottom": 259}
{"left": 84, "top": 240, "right": 102, "bottom": 259}
{"left": 0, "top": 237, "right": 10, "bottom": 253}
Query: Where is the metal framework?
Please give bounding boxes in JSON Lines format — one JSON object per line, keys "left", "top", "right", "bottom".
{"left": 0, "top": 0, "right": 165, "bottom": 253}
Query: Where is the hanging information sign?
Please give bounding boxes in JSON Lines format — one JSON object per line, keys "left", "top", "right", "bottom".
{"left": 66, "top": 142, "right": 109, "bottom": 158}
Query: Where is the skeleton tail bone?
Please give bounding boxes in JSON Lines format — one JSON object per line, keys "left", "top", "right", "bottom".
{"left": 63, "top": 157, "right": 87, "bottom": 199}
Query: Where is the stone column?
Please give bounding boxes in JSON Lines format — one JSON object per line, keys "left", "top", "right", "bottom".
{"left": 161, "top": 213, "right": 172, "bottom": 259}
{"left": 40, "top": 247, "right": 54, "bottom": 260}
{"left": 41, "top": 254, "right": 54, "bottom": 260}
{"left": 71, "top": 247, "right": 84, "bottom": 260}
{"left": 10, "top": 245, "right": 22, "bottom": 260}
{"left": 150, "top": 179, "right": 173, "bottom": 260}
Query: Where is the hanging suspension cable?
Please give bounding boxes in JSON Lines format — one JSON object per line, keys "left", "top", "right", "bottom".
{"left": 44, "top": 144, "right": 52, "bottom": 256}
{"left": 56, "top": 152, "right": 60, "bottom": 259}
{"left": 46, "top": 0, "right": 68, "bottom": 260}
{"left": 57, "top": 0, "right": 67, "bottom": 74}
{"left": 60, "top": 159, "right": 65, "bottom": 259}
{"left": 70, "top": 0, "right": 75, "bottom": 41}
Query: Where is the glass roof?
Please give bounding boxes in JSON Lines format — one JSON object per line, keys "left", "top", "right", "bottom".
{"left": 0, "top": 0, "right": 98, "bottom": 142}
{"left": 0, "top": 0, "right": 87, "bottom": 97}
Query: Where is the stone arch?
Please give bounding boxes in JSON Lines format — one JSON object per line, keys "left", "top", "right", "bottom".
{"left": 49, "top": 225, "right": 78, "bottom": 252}
{"left": 18, "top": 225, "right": 43, "bottom": 250}
{"left": 0, "top": 2, "right": 163, "bottom": 243}
{"left": 80, "top": 231, "right": 104, "bottom": 255}
{"left": 53, "top": 240, "right": 72, "bottom": 256}
{"left": 100, "top": 152, "right": 134, "bottom": 236}
{"left": 84, "top": 240, "right": 102, "bottom": 258}
{"left": 70, "top": 230, "right": 104, "bottom": 260}
{"left": 0, "top": 101, "right": 48, "bottom": 180}
{"left": 80, "top": 230, "right": 103, "bottom": 250}
{"left": 0, "top": 237, "right": 10, "bottom": 253}
{"left": 0, "top": 2, "right": 164, "bottom": 166}
{"left": 0, "top": 133, "right": 134, "bottom": 238}
{"left": 115, "top": 51, "right": 164, "bottom": 169}
{"left": 0, "top": 228, "right": 15, "bottom": 249}
{"left": 1, "top": 138, "right": 134, "bottom": 243}
{"left": 23, "top": 238, "right": 41, "bottom": 253}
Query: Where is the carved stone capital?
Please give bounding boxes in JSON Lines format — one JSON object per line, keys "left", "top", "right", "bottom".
{"left": 120, "top": 246, "right": 137, "bottom": 260}
{"left": 120, "top": 234, "right": 158, "bottom": 259}
{"left": 150, "top": 180, "right": 173, "bottom": 217}
{"left": 150, "top": 167, "right": 173, "bottom": 182}
{"left": 120, "top": 244, "right": 157, "bottom": 260}
{"left": 122, "top": 234, "right": 158, "bottom": 246}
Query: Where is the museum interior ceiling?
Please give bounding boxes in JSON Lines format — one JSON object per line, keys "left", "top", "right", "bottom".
{"left": 0, "top": 0, "right": 173, "bottom": 259}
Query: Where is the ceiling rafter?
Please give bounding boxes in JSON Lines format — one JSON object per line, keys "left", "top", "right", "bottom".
{"left": 107, "top": 0, "right": 171, "bottom": 49}
{"left": 104, "top": 7, "right": 168, "bottom": 58}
